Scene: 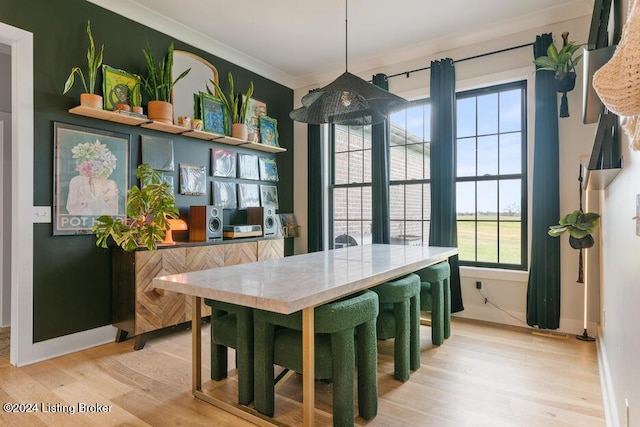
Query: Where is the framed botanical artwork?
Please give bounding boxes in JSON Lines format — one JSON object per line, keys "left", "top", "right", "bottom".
{"left": 179, "top": 164, "right": 207, "bottom": 195}
{"left": 211, "top": 148, "right": 237, "bottom": 177}
{"left": 53, "top": 122, "right": 129, "bottom": 235}
{"left": 102, "top": 65, "right": 142, "bottom": 110}
{"left": 238, "top": 153, "right": 260, "bottom": 180}
{"left": 196, "top": 92, "right": 227, "bottom": 135}
{"left": 259, "top": 115, "right": 279, "bottom": 147}
{"left": 237, "top": 183, "right": 260, "bottom": 209}
{"left": 141, "top": 135, "right": 175, "bottom": 171}
{"left": 212, "top": 181, "right": 237, "bottom": 209}
{"left": 242, "top": 95, "right": 267, "bottom": 141}
{"left": 260, "top": 184, "right": 279, "bottom": 209}
{"left": 259, "top": 157, "right": 279, "bottom": 182}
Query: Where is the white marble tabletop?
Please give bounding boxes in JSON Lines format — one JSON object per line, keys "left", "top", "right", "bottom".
{"left": 153, "top": 244, "right": 457, "bottom": 314}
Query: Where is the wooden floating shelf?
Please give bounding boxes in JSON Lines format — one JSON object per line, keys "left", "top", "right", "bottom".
{"left": 69, "top": 105, "right": 150, "bottom": 126}
{"left": 67, "top": 105, "right": 287, "bottom": 153}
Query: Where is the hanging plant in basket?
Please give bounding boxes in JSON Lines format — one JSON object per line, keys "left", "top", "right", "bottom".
{"left": 533, "top": 32, "right": 584, "bottom": 118}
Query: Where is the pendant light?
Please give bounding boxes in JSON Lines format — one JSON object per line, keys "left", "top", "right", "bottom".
{"left": 290, "top": 0, "right": 410, "bottom": 126}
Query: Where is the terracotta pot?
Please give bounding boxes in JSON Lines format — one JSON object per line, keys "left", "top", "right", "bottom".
{"left": 132, "top": 106, "right": 143, "bottom": 115}
{"left": 231, "top": 123, "right": 249, "bottom": 141}
{"left": 80, "top": 93, "right": 103, "bottom": 109}
{"left": 147, "top": 100, "right": 173, "bottom": 124}
{"left": 115, "top": 103, "right": 131, "bottom": 112}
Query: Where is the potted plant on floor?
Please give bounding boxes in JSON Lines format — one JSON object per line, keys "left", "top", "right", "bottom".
{"left": 209, "top": 71, "right": 254, "bottom": 140}
{"left": 62, "top": 20, "right": 104, "bottom": 109}
{"left": 533, "top": 32, "right": 584, "bottom": 117}
{"left": 141, "top": 41, "right": 190, "bottom": 124}
{"left": 93, "top": 163, "right": 179, "bottom": 251}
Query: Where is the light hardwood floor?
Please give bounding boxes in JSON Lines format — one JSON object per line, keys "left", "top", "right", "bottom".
{"left": 0, "top": 318, "right": 604, "bottom": 426}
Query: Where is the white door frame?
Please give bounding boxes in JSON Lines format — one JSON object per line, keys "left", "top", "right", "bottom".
{"left": 1, "top": 21, "right": 114, "bottom": 367}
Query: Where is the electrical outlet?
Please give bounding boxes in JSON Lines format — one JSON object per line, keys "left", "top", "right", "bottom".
{"left": 476, "top": 281, "right": 482, "bottom": 289}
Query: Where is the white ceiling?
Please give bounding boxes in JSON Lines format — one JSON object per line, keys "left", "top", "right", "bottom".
{"left": 89, "top": 0, "right": 594, "bottom": 89}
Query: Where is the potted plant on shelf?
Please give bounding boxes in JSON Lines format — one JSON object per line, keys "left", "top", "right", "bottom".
{"left": 533, "top": 32, "right": 584, "bottom": 117}
{"left": 141, "top": 41, "right": 190, "bottom": 124}
{"left": 62, "top": 20, "right": 104, "bottom": 109}
{"left": 209, "top": 71, "right": 254, "bottom": 140}
{"left": 93, "top": 163, "right": 179, "bottom": 251}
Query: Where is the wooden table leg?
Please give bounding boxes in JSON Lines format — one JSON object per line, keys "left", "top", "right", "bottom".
{"left": 302, "top": 306, "right": 315, "bottom": 426}
{"left": 192, "top": 296, "right": 202, "bottom": 394}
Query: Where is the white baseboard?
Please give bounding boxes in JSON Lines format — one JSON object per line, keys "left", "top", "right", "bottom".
{"left": 16, "top": 325, "right": 117, "bottom": 367}
{"left": 596, "top": 325, "right": 619, "bottom": 427}
{"left": 454, "top": 303, "right": 598, "bottom": 336}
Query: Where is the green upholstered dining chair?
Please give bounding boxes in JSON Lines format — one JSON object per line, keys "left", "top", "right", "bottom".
{"left": 204, "top": 299, "right": 254, "bottom": 406}
{"left": 253, "top": 290, "right": 379, "bottom": 426}
{"left": 415, "top": 261, "right": 451, "bottom": 345}
{"left": 371, "top": 273, "right": 421, "bottom": 382}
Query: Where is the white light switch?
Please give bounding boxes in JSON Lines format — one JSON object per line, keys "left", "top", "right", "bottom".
{"left": 33, "top": 206, "right": 51, "bottom": 223}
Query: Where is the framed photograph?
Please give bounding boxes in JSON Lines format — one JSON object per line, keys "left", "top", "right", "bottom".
{"left": 260, "top": 184, "right": 279, "bottom": 209}
{"left": 259, "top": 115, "right": 279, "bottom": 147}
{"left": 242, "top": 95, "right": 267, "bottom": 141}
{"left": 211, "top": 148, "right": 237, "bottom": 177}
{"left": 280, "top": 213, "right": 300, "bottom": 238}
{"left": 237, "top": 183, "right": 260, "bottom": 209}
{"left": 141, "top": 135, "right": 174, "bottom": 171}
{"left": 238, "top": 153, "right": 260, "bottom": 180}
{"left": 259, "top": 157, "right": 279, "bottom": 182}
{"left": 102, "top": 64, "right": 141, "bottom": 111}
{"left": 179, "top": 164, "right": 207, "bottom": 195}
{"left": 196, "top": 92, "right": 227, "bottom": 135}
{"left": 53, "top": 122, "right": 129, "bottom": 235}
{"left": 212, "top": 181, "right": 237, "bottom": 209}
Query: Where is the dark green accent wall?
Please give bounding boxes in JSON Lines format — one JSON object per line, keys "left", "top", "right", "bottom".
{"left": 0, "top": 0, "right": 294, "bottom": 342}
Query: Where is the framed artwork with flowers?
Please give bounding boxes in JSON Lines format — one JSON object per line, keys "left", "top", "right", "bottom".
{"left": 53, "top": 122, "right": 129, "bottom": 235}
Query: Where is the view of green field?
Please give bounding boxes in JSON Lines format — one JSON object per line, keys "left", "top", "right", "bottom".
{"left": 457, "top": 214, "right": 521, "bottom": 264}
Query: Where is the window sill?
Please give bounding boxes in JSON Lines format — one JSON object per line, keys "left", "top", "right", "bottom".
{"left": 460, "top": 266, "right": 528, "bottom": 283}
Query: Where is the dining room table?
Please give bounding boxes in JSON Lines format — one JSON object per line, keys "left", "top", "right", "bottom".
{"left": 152, "top": 243, "right": 458, "bottom": 426}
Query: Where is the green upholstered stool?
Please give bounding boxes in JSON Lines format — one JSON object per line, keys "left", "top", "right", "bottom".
{"left": 416, "top": 261, "right": 451, "bottom": 346}
{"left": 204, "top": 299, "right": 254, "bottom": 406}
{"left": 371, "top": 273, "right": 421, "bottom": 382}
{"left": 254, "top": 291, "right": 379, "bottom": 426}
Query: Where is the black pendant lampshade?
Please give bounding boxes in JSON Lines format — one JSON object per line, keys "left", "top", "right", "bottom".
{"left": 290, "top": 2, "right": 410, "bottom": 126}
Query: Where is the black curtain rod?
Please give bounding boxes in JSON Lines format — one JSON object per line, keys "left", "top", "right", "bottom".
{"left": 384, "top": 42, "right": 534, "bottom": 80}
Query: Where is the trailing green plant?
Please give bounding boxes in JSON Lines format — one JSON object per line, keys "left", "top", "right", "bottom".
{"left": 141, "top": 41, "right": 190, "bottom": 102}
{"left": 533, "top": 33, "right": 584, "bottom": 75}
{"left": 548, "top": 210, "right": 600, "bottom": 239}
{"left": 208, "top": 71, "right": 254, "bottom": 124}
{"left": 93, "top": 163, "right": 179, "bottom": 251}
{"left": 63, "top": 20, "right": 104, "bottom": 95}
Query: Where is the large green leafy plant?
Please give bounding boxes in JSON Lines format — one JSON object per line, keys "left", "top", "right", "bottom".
{"left": 209, "top": 71, "right": 255, "bottom": 124}
{"left": 93, "top": 164, "right": 179, "bottom": 251}
{"left": 548, "top": 210, "right": 600, "bottom": 239}
{"left": 63, "top": 20, "right": 104, "bottom": 95}
{"left": 141, "top": 41, "right": 190, "bottom": 102}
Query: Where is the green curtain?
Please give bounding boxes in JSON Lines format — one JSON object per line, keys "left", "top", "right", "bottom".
{"left": 371, "top": 73, "right": 391, "bottom": 244}
{"left": 429, "top": 58, "right": 463, "bottom": 313}
{"left": 307, "top": 124, "right": 324, "bottom": 253}
{"left": 526, "top": 34, "right": 561, "bottom": 329}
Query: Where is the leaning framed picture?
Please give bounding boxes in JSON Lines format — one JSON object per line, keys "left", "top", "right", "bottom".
{"left": 259, "top": 115, "right": 279, "bottom": 147}
{"left": 242, "top": 95, "right": 267, "bottom": 141}
{"left": 179, "top": 164, "right": 207, "bottom": 195}
{"left": 53, "top": 122, "right": 129, "bottom": 235}
{"left": 212, "top": 181, "right": 237, "bottom": 209}
{"left": 238, "top": 153, "right": 260, "bottom": 180}
{"left": 197, "top": 92, "right": 228, "bottom": 135}
{"left": 211, "top": 148, "right": 237, "bottom": 177}
{"left": 258, "top": 157, "right": 279, "bottom": 182}
{"left": 102, "top": 64, "right": 142, "bottom": 111}
{"left": 260, "top": 184, "right": 279, "bottom": 209}
{"left": 237, "top": 183, "right": 260, "bottom": 209}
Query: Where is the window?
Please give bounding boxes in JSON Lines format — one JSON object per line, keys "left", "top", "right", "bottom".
{"left": 331, "top": 125, "right": 372, "bottom": 247}
{"left": 456, "top": 81, "right": 527, "bottom": 269}
{"left": 388, "top": 101, "right": 431, "bottom": 245}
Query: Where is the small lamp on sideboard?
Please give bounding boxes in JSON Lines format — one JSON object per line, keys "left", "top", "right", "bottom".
{"left": 162, "top": 218, "right": 188, "bottom": 245}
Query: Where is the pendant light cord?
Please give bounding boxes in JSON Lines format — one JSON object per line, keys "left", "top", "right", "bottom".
{"left": 345, "top": 0, "right": 348, "bottom": 71}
